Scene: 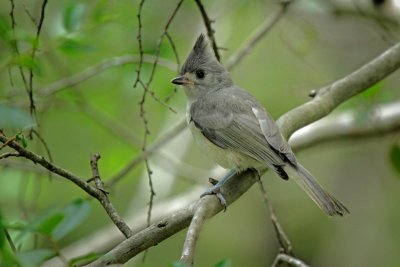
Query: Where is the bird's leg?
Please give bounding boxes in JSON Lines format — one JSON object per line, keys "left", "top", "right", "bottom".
{"left": 200, "top": 169, "right": 238, "bottom": 211}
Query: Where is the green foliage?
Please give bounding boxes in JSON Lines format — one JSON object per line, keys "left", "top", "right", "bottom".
{"left": 15, "top": 133, "right": 28, "bottom": 148}
{"left": 13, "top": 199, "right": 90, "bottom": 247}
{"left": 52, "top": 199, "right": 91, "bottom": 240}
{"left": 213, "top": 259, "right": 231, "bottom": 267}
{"left": 389, "top": 144, "right": 400, "bottom": 176}
{"left": 0, "top": 212, "right": 18, "bottom": 266}
{"left": 15, "top": 249, "right": 55, "bottom": 267}
{"left": 63, "top": 2, "right": 86, "bottom": 33}
{"left": 69, "top": 252, "right": 101, "bottom": 266}
{"left": 0, "top": 104, "right": 35, "bottom": 131}
{"left": 58, "top": 37, "right": 94, "bottom": 54}
{"left": 10, "top": 54, "right": 42, "bottom": 76}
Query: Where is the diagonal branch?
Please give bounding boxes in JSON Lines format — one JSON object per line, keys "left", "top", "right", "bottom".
{"left": 85, "top": 41, "right": 400, "bottom": 266}
{"left": 278, "top": 43, "right": 400, "bottom": 138}
{"left": 0, "top": 135, "right": 132, "bottom": 239}
{"left": 43, "top": 99, "right": 400, "bottom": 267}
{"left": 225, "top": 0, "right": 292, "bottom": 70}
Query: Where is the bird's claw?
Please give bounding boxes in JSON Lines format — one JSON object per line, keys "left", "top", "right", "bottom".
{"left": 200, "top": 185, "right": 227, "bottom": 211}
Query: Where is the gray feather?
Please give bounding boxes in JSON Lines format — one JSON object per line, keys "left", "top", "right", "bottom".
{"left": 190, "top": 86, "right": 292, "bottom": 168}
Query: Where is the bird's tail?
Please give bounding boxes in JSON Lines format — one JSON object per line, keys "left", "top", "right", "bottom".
{"left": 283, "top": 163, "right": 349, "bottom": 216}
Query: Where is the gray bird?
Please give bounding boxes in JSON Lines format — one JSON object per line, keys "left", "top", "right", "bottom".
{"left": 171, "top": 34, "right": 349, "bottom": 216}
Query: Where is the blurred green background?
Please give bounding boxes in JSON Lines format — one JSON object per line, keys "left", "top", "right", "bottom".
{"left": 1, "top": 0, "right": 400, "bottom": 266}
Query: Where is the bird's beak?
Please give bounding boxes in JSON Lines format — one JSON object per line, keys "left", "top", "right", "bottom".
{"left": 171, "top": 75, "right": 191, "bottom": 85}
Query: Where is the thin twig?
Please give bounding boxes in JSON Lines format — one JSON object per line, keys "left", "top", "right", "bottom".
{"left": 194, "top": 0, "right": 220, "bottom": 60}
{"left": 31, "top": 129, "right": 53, "bottom": 179}
{"left": 257, "top": 179, "right": 292, "bottom": 254}
{"left": 0, "top": 152, "right": 20, "bottom": 160}
{"left": 164, "top": 31, "right": 181, "bottom": 102}
{"left": 89, "top": 154, "right": 133, "bottom": 238}
{"left": 271, "top": 253, "right": 310, "bottom": 267}
{"left": 0, "top": 134, "right": 133, "bottom": 238}
{"left": 106, "top": 119, "right": 187, "bottom": 188}
{"left": 73, "top": 98, "right": 142, "bottom": 147}
{"left": 37, "top": 55, "right": 177, "bottom": 96}
{"left": 166, "top": 31, "right": 181, "bottom": 71}
{"left": 133, "top": 0, "right": 145, "bottom": 88}
{"left": 138, "top": 80, "right": 155, "bottom": 229}
{"left": 4, "top": 228, "right": 17, "bottom": 252}
{"left": 225, "top": 0, "right": 292, "bottom": 70}
{"left": 0, "top": 134, "right": 100, "bottom": 197}
{"left": 145, "top": 0, "right": 184, "bottom": 88}
{"left": 28, "top": 0, "right": 48, "bottom": 116}
{"left": 9, "top": 0, "right": 29, "bottom": 91}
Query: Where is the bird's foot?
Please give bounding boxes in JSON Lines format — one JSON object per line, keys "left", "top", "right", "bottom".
{"left": 200, "top": 178, "right": 227, "bottom": 211}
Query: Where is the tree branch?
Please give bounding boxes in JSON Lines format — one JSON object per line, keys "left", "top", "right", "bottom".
{"left": 289, "top": 101, "right": 400, "bottom": 150}
{"left": 194, "top": 0, "right": 220, "bottom": 60}
{"left": 85, "top": 41, "right": 400, "bottom": 266}
{"left": 0, "top": 135, "right": 132, "bottom": 239}
{"left": 38, "top": 55, "right": 178, "bottom": 96}
{"left": 278, "top": 42, "right": 400, "bottom": 138}
{"left": 43, "top": 99, "right": 400, "bottom": 267}
{"left": 89, "top": 154, "right": 133, "bottom": 238}
{"left": 225, "top": 0, "right": 292, "bottom": 70}
{"left": 271, "top": 253, "right": 310, "bottom": 267}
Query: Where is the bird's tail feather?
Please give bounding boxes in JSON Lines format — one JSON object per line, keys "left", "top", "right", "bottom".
{"left": 284, "top": 163, "right": 349, "bottom": 216}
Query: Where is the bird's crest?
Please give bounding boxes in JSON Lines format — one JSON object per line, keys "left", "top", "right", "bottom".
{"left": 181, "top": 34, "right": 215, "bottom": 75}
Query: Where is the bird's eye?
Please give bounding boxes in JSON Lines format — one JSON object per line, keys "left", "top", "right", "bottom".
{"left": 195, "top": 69, "right": 205, "bottom": 79}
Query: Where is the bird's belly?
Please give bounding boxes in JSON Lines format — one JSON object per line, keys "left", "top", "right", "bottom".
{"left": 188, "top": 121, "right": 260, "bottom": 170}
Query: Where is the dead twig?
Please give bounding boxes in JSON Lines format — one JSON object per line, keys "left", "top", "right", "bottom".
{"left": 89, "top": 154, "right": 133, "bottom": 238}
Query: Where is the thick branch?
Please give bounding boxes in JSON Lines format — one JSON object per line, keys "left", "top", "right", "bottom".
{"left": 85, "top": 41, "right": 400, "bottom": 266}
{"left": 289, "top": 101, "right": 400, "bottom": 150}
{"left": 278, "top": 41, "right": 400, "bottom": 138}
{"left": 85, "top": 169, "right": 257, "bottom": 267}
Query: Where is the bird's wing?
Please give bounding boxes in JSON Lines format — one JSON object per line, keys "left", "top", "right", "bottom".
{"left": 190, "top": 91, "right": 289, "bottom": 166}
{"left": 251, "top": 105, "right": 296, "bottom": 164}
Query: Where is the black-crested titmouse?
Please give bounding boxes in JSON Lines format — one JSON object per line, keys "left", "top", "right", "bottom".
{"left": 171, "top": 34, "right": 349, "bottom": 216}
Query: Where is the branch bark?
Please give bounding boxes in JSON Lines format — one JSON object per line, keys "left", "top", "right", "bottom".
{"left": 85, "top": 41, "right": 400, "bottom": 266}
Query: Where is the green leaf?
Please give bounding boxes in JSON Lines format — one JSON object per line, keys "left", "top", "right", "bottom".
{"left": 0, "top": 104, "right": 36, "bottom": 131}
{"left": 389, "top": 144, "right": 400, "bottom": 176}
{"left": 16, "top": 133, "right": 28, "bottom": 148}
{"left": 69, "top": 252, "right": 101, "bottom": 266}
{"left": 16, "top": 249, "right": 55, "bottom": 267}
{"left": 11, "top": 54, "right": 42, "bottom": 76}
{"left": 170, "top": 261, "right": 190, "bottom": 267}
{"left": 14, "top": 208, "right": 63, "bottom": 245}
{"left": 63, "top": 2, "right": 86, "bottom": 32}
{"left": 36, "top": 213, "right": 64, "bottom": 236}
{"left": 59, "top": 37, "right": 93, "bottom": 54}
{"left": 53, "top": 199, "right": 91, "bottom": 240}
{"left": 213, "top": 259, "right": 232, "bottom": 267}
